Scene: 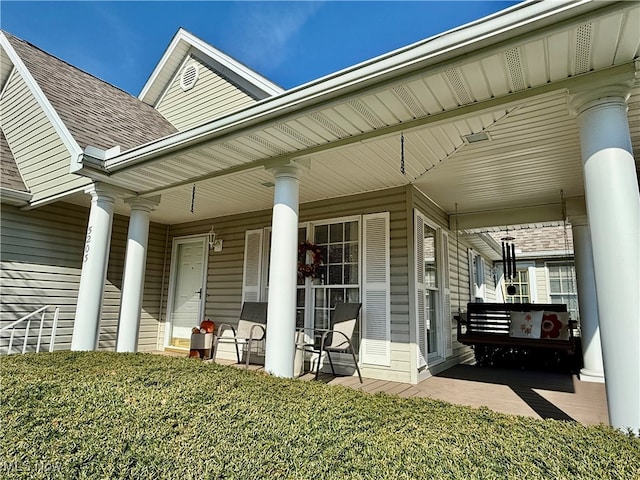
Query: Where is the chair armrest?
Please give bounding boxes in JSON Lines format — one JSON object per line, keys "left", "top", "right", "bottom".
{"left": 215, "top": 323, "right": 237, "bottom": 338}
{"left": 248, "top": 324, "right": 266, "bottom": 342}
{"left": 319, "top": 329, "right": 354, "bottom": 352}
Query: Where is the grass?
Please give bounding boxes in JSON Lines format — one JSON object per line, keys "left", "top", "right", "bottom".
{"left": 1, "top": 351, "right": 639, "bottom": 479}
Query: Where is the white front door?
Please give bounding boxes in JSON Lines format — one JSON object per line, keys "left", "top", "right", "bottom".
{"left": 166, "top": 237, "right": 207, "bottom": 348}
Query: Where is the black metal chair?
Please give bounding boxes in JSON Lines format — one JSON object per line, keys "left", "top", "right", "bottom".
{"left": 299, "top": 302, "right": 362, "bottom": 383}
{"left": 212, "top": 302, "right": 267, "bottom": 368}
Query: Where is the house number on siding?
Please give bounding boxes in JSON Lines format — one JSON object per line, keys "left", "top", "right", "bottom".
{"left": 83, "top": 226, "right": 92, "bottom": 263}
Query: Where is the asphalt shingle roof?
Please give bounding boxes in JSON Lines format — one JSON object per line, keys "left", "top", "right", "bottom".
{"left": 4, "top": 31, "right": 178, "bottom": 152}
{"left": 0, "top": 129, "right": 28, "bottom": 192}
{"left": 490, "top": 226, "right": 573, "bottom": 254}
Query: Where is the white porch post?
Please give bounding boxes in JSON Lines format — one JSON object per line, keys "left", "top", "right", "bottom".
{"left": 71, "top": 184, "right": 118, "bottom": 351}
{"left": 570, "top": 215, "right": 604, "bottom": 383}
{"left": 265, "top": 164, "right": 300, "bottom": 378}
{"left": 571, "top": 84, "right": 640, "bottom": 432}
{"left": 116, "top": 196, "right": 161, "bottom": 353}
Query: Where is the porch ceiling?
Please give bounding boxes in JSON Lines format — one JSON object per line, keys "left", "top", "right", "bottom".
{"left": 94, "top": 2, "right": 639, "bottom": 226}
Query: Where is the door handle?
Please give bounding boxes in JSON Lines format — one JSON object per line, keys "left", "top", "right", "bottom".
{"left": 196, "top": 288, "right": 202, "bottom": 299}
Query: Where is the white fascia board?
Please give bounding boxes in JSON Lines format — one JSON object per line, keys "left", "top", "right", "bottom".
{"left": 0, "top": 33, "right": 84, "bottom": 167}
{"left": 109, "top": 0, "right": 602, "bottom": 173}
{"left": 138, "top": 28, "right": 283, "bottom": 105}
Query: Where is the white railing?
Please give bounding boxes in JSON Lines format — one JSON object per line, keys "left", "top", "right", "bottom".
{"left": 0, "top": 305, "right": 60, "bottom": 355}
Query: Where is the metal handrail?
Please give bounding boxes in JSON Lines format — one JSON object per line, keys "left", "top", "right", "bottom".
{"left": 0, "top": 305, "right": 60, "bottom": 355}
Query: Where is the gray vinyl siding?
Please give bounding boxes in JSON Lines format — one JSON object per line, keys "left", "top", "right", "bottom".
{"left": 0, "top": 202, "right": 165, "bottom": 353}
{"left": 160, "top": 187, "right": 412, "bottom": 381}
{"left": 156, "top": 54, "right": 258, "bottom": 132}
{"left": 0, "top": 68, "right": 90, "bottom": 203}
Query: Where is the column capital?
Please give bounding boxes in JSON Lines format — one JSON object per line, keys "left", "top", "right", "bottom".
{"left": 266, "top": 158, "right": 311, "bottom": 179}
{"left": 84, "top": 182, "right": 129, "bottom": 203}
{"left": 568, "top": 83, "right": 631, "bottom": 117}
{"left": 125, "top": 195, "right": 161, "bottom": 213}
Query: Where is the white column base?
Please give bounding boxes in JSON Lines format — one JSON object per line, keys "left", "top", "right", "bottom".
{"left": 579, "top": 368, "right": 605, "bottom": 383}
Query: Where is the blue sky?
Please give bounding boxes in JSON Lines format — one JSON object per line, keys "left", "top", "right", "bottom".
{"left": 2, "top": 1, "right": 519, "bottom": 96}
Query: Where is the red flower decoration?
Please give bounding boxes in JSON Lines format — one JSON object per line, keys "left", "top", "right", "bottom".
{"left": 297, "top": 241, "right": 324, "bottom": 279}
{"left": 541, "top": 313, "right": 562, "bottom": 339}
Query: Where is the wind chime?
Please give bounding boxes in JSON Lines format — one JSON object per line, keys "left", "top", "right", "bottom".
{"left": 501, "top": 228, "right": 517, "bottom": 296}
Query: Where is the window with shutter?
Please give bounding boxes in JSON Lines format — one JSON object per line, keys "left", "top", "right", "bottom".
{"left": 415, "top": 211, "right": 453, "bottom": 364}
{"left": 361, "top": 213, "right": 390, "bottom": 366}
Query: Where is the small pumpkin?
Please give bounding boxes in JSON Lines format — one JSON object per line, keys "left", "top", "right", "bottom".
{"left": 200, "top": 320, "right": 215, "bottom": 333}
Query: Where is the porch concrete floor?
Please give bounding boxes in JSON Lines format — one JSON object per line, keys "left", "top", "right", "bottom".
{"left": 156, "top": 351, "right": 609, "bottom": 426}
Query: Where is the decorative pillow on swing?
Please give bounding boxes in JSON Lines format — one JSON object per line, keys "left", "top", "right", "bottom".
{"left": 541, "top": 311, "right": 570, "bottom": 340}
{"left": 509, "top": 310, "right": 543, "bottom": 339}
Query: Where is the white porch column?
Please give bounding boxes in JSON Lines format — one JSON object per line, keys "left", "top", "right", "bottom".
{"left": 570, "top": 215, "right": 604, "bottom": 383}
{"left": 571, "top": 84, "right": 640, "bottom": 432}
{"left": 71, "top": 184, "right": 118, "bottom": 351}
{"left": 265, "top": 164, "right": 300, "bottom": 378}
{"left": 116, "top": 196, "right": 161, "bottom": 353}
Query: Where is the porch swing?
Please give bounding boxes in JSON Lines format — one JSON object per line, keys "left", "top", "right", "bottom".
{"left": 453, "top": 197, "right": 579, "bottom": 370}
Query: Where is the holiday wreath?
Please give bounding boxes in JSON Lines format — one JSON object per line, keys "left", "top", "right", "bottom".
{"left": 298, "top": 241, "right": 324, "bottom": 279}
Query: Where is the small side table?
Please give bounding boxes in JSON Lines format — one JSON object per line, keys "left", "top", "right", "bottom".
{"left": 189, "top": 332, "right": 214, "bottom": 359}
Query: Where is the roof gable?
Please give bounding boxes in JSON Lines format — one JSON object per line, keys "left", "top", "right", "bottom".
{"left": 139, "top": 28, "right": 284, "bottom": 107}
{"left": 3, "top": 31, "right": 177, "bottom": 152}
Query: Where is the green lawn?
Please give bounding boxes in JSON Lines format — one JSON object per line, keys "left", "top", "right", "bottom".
{"left": 1, "top": 351, "right": 638, "bottom": 479}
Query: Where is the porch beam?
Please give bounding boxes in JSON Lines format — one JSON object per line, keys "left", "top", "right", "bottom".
{"left": 116, "top": 196, "right": 161, "bottom": 353}
{"left": 71, "top": 183, "right": 119, "bottom": 351}
{"left": 450, "top": 201, "right": 579, "bottom": 231}
{"left": 264, "top": 164, "right": 300, "bottom": 378}
{"left": 571, "top": 82, "right": 640, "bottom": 433}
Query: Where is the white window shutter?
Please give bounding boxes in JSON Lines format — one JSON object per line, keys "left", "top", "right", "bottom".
{"left": 242, "top": 229, "right": 263, "bottom": 303}
{"left": 361, "top": 212, "right": 391, "bottom": 366}
{"left": 441, "top": 230, "right": 453, "bottom": 358}
{"left": 415, "top": 211, "right": 427, "bottom": 368}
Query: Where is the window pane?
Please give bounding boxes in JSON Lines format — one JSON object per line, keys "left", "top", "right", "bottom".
{"left": 329, "top": 244, "right": 343, "bottom": 263}
{"left": 315, "top": 288, "right": 327, "bottom": 308}
{"left": 329, "top": 223, "right": 343, "bottom": 242}
{"left": 344, "top": 221, "right": 358, "bottom": 241}
{"left": 345, "top": 242, "right": 358, "bottom": 262}
{"left": 344, "top": 264, "right": 358, "bottom": 285}
{"left": 346, "top": 288, "right": 359, "bottom": 303}
{"left": 329, "top": 289, "right": 344, "bottom": 308}
{"left": 329, "top": 265, "right": 343, "bottom": 284}
{"left": 315, "top": 225, "right": 328, "bottom": 244}
{"left": 424, "top": 225, "right": 437, "bottom": 289}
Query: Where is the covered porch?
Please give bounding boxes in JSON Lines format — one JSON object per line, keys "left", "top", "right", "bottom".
{"left": 69, "top": 1, "right": 639, "bottom": 431}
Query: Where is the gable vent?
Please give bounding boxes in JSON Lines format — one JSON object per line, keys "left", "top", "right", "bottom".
{"left": 180, "top": 64, "right": 199, "bottom": 91}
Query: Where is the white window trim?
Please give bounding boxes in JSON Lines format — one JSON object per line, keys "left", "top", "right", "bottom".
{"left": 415, "top": 210, "right": 447, "bottom": 366}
